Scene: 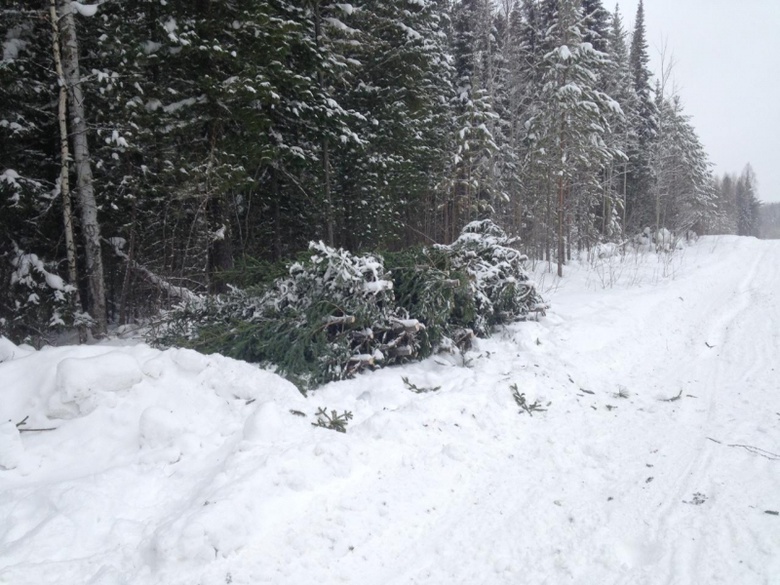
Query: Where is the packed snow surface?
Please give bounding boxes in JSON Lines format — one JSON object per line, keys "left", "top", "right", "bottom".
{"left": 2, "top": 236, "right": 779, "bottom": 584}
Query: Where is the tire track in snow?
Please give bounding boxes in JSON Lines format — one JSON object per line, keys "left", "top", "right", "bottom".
{"left": 606, "top": 240, "right": 780, "bottom": 585}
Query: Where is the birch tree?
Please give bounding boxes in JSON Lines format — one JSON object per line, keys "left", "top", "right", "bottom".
{"left": 57, "top": 0, "right": 107, "bottom": 335}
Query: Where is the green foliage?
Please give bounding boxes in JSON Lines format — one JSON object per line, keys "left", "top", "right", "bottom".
{"left": 0, "top": 246, "right": 80, "bottom": 345}
{"left": 385, "top": 245, "right": 474, "bottom": 352}
{"left": 510, "top": 383, "right": 547, "bottom": 416}
{"left": 156, "top": 240, "right": 426, "bottom": 389}
{"left": 402, "top": 376, "right": 441, "bottom": 394}
{"left": 312, "top": 407, "right": 353, "bottom": 433}
{"left": 154, "top": 220, "right": 545, "bottom": 392}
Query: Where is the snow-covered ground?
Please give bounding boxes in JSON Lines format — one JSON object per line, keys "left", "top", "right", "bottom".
{"left": 1, "top": 235, "right": 779, "bottom": 585}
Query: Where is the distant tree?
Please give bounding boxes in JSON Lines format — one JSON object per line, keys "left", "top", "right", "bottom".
{"left": 653, "top": 94, "right": 715, "bottom": 235}
{"left": 735, "top": 165, "right": 761, "bottom": 237}
{"left": 602, "top": 5, "right": 635, "bottom": 236}
{"left": 758, "top": 202, "right": 780, "bottom": 239}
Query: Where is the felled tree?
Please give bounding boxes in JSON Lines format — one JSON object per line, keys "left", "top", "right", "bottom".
{"left": 156, "top": 241, "right": 427, "bottom": 390}
{"left": 156, "top": 220, "right": 545, "bottom": 391}
{"left": 389, "top": 219, "right": 546, "bottom": 349}
{"left": 435, "top": 219, "right": 546, "bottom": 335}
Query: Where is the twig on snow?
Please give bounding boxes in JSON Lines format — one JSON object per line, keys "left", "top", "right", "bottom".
{"left": 660, "top": 389, "right": 683, "bottom": 402}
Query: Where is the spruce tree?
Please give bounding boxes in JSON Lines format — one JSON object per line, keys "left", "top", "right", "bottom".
{"left": 653, "top": 94, "right": 715, "bottom": 234}
{"left": 526, "top": 0, "right": 620, "bottom": 275}
{"left": 447, "top": 0, "right": 501, "bottom": 242}
{"left": 602, "top": 4, "right": 635, "bottom": 236}
{"left": 735, "top": 165, "right": 760, "bottom": 237}
{"left": 626, "top": 0, "right": 658, "bottom": 231}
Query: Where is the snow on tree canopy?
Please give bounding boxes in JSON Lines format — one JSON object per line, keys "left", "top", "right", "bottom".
{"left": 71, "top": 2, "right": 99, "bottom": 17}
{"left": 335, "top": 3, "right": 355, "bottom": 15}
{"left": 1, "top": 169, "right": 22, "bottom": 204}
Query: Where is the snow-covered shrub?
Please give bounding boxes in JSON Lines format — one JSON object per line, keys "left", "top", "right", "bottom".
{"left": 655, "top": 228, "right": 674, "bottom": 252}
{"left": 632, "top": 228, "right": 654, "bottom": 252}
{"left": 0, "top": 245, "right": 84, "bottom": 344}
{"left": 593, "top": 242, "right": 620, "bottom": 259}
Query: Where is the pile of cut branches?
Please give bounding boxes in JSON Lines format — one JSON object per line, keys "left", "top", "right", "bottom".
{"left": 154, "top": 221, "right": 546, "bottom": 391}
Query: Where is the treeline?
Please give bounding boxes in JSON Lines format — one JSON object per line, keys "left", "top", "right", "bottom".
{"left": 0, "top": 0, "right": 757, "bottom": 341}
{"left": 709, "top": 165, "right": 761, "bottom": 237}
{"left": 759, "top": 203, "right": 780, "bottom": 239}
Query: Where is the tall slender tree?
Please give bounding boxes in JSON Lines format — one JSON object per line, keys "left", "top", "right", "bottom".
{"left": 57, "top": 0, "right": 108, "bottom": 335}
{"left": 625, "top": 0, "right": 657, "bottom": 231}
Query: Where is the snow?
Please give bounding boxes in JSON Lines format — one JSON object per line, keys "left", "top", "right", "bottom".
{"left": 2, "top": 25, "right": 27, "bottom": 61}
{"left": 71, "top": 2, "right": 99, "bottom": 17}
{"left": 334, "top": 3, "right": 355, "bottom": 15}
{"left": 1, "top": 236, "right": 780, "bottom": 584}
{"left": 2, "top": 38, "right": 26, "bottom": 62}
{"left": 323, "top": 17, "right": 358, "bottom": 35}
{"left": 1, "top": 168, "right": 22, "bottom": 203}
{"left": 1, "top": 168, "right": 21, "bottom": 188}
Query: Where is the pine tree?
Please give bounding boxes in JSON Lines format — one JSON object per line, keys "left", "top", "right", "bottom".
{"left": 328, "top": 0, "right": 456, "bottom": 249}
{"left": 507, "top": 0, "right": 550, "bottom": 257}
{"left": 603, "top": 5, "right": 635, "bottom": 234}
{"left": 581, "top": 0, "right": 610, "bottom": 54}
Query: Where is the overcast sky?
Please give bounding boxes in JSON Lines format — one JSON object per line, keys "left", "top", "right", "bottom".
{"left": 617, "top": 0, "right": 780, "bottom": 203}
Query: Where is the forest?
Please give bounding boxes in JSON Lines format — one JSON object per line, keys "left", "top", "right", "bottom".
{"left": 0, "top": 0, "right": 763, "bottom": 348}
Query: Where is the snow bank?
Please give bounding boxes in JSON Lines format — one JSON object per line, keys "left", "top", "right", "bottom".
{"left": 0, "top": 342, "right": 308, "bottom": 582}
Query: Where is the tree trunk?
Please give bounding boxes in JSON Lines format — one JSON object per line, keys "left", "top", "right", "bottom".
{"left": 206, "top": 195, "right": 232, "bottom": 293}
{"left": 118, "top": 197, "right": 138, "bottom": 325}
{"left": 50, "top": 0, "right": 86, "bottom": 343}
{"left": 322, "top": 137, "right": 335, "bottom": 246}
{"left": 58, "top": 0, "right": 108, "bottom": 336}
{"left": 205, "top": 123, "right": 233, "bottom": 293}
{"left": 557, "top": 172, "right": 565, "bottom": 278}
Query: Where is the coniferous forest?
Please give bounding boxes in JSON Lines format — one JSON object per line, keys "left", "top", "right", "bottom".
{"left": 0, "top": 0, "right": 764, "bottom": 351}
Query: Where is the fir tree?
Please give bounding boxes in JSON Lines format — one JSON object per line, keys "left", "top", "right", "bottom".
{"left": 653, "top": 94, "right": 715, "bottom": 235}
{"left": 526, "top": 0, "right": 620, "bottom": 275}
{"left": 603, "top": 5, "right": 635, "bottom": 234}
{"left": 447, "top": 0, "right": 501, "bottom": 241}
{"left": 625, "top": 0, "right": 658, "bottom": 231}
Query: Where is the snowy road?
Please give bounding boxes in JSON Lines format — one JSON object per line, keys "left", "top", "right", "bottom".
{"left": 1, "top": 236, "right": 779, "bottom": 585}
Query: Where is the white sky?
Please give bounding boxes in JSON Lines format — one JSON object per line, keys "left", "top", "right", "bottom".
{"left": 618, "top": 0, "right": 780, "bottom": 203}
